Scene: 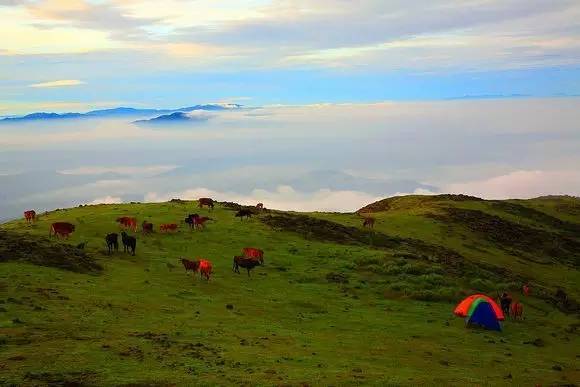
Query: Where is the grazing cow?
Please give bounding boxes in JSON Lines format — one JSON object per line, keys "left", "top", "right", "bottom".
{"left": 117, "top": 217, "right": 137, "bottom": 231}
{"left": 510, "top": 301, "right": 524, "bottom": 320}
{"left": 121, "top": 231, "right": 136, "bottom": 256}
{"left": 180, "top": 258, "right": 200, "bottom": 273}
{"left": 256, "top": 203, "right": 264, "bottom": 211}
{"left": 142, "top": 221, "right": 154, "bottom": 234}
{"left": 160, "top": 223, "right": 178, "bottom": 232}
{"left": 49, "top": 222, "right": 75, "bottom": 239}
{"left": 235, "top": 209, "right": 253, "bottom": 220}
{"left": 105, "top": 233, "right": 119, "bottom": 254}
{"left": 24, "top": 210, "right": 36, "bottom": 223}
{"left": 233, "top": 255, "right": 262, "bottom": 277}
{"left": 184, "top": 214, "right": 200, "bottom": 229}
{"left": 242, "top": 247, "right": 264, "bottom": 264}
{"left": 194, "top": 216, "right": 212, "bottom": 229}
{"left": 197, "top": 259, "right": 213, "bottom": 281}
{"left": 198, "top": 198, "right": 215, "bottom": 210}
{"left": 362, "top": 217, "right": 376, "bottom": 229}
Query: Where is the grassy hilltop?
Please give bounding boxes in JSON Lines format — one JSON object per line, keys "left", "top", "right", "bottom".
{"left": 0, "top": 195, "right": 579, "bottom": 386}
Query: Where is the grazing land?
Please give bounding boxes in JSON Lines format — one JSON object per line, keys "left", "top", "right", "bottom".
{"left": 1, "top": 195, "right": 579, "bottom": 386}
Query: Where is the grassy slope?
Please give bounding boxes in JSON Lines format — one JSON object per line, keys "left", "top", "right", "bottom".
{"left": 0, "top": 198, "right": 578, "bottom": 386}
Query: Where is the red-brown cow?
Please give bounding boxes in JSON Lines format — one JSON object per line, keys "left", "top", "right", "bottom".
{"left": 117, "top": 216, "right": 137, "bottom": 231}
{"left": 49, "top": 222, "right": 75, "bottom": 239}
{"left": 510, "top": 302, "right": 524, "bottom": 320}
{"left": 142, "top": 221, "right": 154, "bottom": 234}
{"left": 197, "top": 259, "right": 213, "bottom": 281}
{"left": 160, "top": 223, "right": 178, "bottom": 232}
{"left": 24, "top": 210, "right": 36, "bottom": 223}
{"left": 233, "top": 255, "right": 262, "bottom": 277}
{"left": 242, "top": 247, "right": 264, "bottom": 264}
{"left": 256, "top": 203, "right": 264, "bottom": 211}
{"left": 198, "top": 198, "right": 215, "bottom": 210}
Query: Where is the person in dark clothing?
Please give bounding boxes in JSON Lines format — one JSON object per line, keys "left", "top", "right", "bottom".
{"left": 500, "top": 292, "right": 512, "bottom": 316}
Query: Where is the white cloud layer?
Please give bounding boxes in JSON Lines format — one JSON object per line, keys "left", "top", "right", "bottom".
{"left": 144, "top": 185, "right": 385, "bottom": 212}
{"left": 28, "top": 79, "right": 85, "bottom": 88}
{"left": 445, "top": 170, "right": 580, "bottom": 199}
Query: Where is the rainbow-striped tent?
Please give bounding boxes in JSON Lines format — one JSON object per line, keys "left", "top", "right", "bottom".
{"left": 454, "top": 294, "right": 504, "bottom": 331}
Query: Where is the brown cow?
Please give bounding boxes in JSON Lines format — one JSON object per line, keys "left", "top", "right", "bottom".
{"left": 194, "top": 216, "right": 212, "bottom": 229}
{"left": 160, "top": 223, "right": 178, "bottom": 232}
{"left": 362, "top": 217, "right": 375, "bottom": 229}
{"left": 180, "top": 258, "right": 200, "bottom": 273}
{"left": 198, "top": 198, "right": 214, "bottom": 210}
{"left": 242, "top": 247, "right": 264, "bottom": 264}
{"left": 117, "top": 216, "right": 137, "bottom": 231}
{"left": 233, "top": 255, "right": 262, "bottom": 277}
{"left": 49, "top": 222, "right": 75, "bottom": 239}
{"left": 256, "top": 203, "right": 264, "bottom": 211}
{"left": 24, "top": 210, "right": 36, "bottom": 223}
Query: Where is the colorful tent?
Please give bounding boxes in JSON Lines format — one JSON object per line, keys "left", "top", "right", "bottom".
{"left": 454, "top": 294, "right": 504, "bottom": 331}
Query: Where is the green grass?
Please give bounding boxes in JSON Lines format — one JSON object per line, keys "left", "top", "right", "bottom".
{"left": 1, "top": 198, "right": 579, "bottom": 386}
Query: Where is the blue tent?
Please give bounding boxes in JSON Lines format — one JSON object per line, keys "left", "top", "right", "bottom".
{"left": 467, "top": 301, "right": 502, "bottom": 331}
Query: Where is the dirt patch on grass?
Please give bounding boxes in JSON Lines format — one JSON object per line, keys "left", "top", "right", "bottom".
{"left": 426, "top": 208, "right": 580, "bottom": 268}
{"left": 0, "top": 230, "right": 102, "bottom": 273}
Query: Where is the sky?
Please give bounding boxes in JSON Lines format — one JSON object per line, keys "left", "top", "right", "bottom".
{"left": 0, "top": 1, "right": 579, "bottom": 217}
{"left": 1, "top": 0, "right": 580, "bottom": 112}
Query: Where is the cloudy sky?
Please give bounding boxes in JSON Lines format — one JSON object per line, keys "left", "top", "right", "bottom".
{"left": 0, "top": 1, "right": 579, "bottom": 217}
{"left": 1, "top": 0, "right": 580, "bottom": 112}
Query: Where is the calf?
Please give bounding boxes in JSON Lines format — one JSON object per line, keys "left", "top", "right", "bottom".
{"left": 24, "top": 210, "right": 36, "bottom": 223}
{"left": 105, "top": 233, "right": 119, "bottom": 254}
{"left": 160, "top": 223, "right": 178, "bottom": 232}
{"left": 235, "top": 209, "right": 253, "bottom": 220}
{"left": 49, "top": 222, "right": 75, "bottom": 239}
{"left": 242, "top": 247, "right": 264, "bottom": 264}
{"left": 121, "top": 231, "right": 136, "bottom": 256}
{"left": 233, "top": 255, "right": 262, "bottom": 277}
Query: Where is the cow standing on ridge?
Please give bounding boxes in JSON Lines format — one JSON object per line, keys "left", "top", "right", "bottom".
{"left": 198, "top": 198, "right": 214, "bottom": 210}
{"left": 24, "top": 210, "right": 36, "bottom": 223}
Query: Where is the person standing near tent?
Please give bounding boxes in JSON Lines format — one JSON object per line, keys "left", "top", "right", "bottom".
{"left": 500, "top": 292, "right": 512, "bottom": 316}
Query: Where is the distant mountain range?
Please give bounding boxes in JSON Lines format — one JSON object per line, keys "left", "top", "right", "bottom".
{"left": 0, "top": 104, "right": 242, "bottom": 123}
{"left": 133, "top": 111, "right": 213, "bottom": 125}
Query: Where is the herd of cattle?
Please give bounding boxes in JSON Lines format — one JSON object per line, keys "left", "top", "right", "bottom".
{"left": 23, "top": 198, "right": 267, "bottom": 280}
{"left": 23, "top": 198, "right": 377, "bottom": 280}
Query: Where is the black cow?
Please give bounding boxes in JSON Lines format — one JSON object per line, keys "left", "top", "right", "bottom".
{"left": 184, "top": 214, "right": 200, "bottom": 229}
{"left": 105, "top": 233, "right": 119, "bottom": 254}
{"left": 233, "top": 255, "right": 262, "bottom": 277}
{"left": 121, "top": 231, "right": 136, "bottom": 256}
{"left": 235, "top": 209, "right": 253, "bottom": 220}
